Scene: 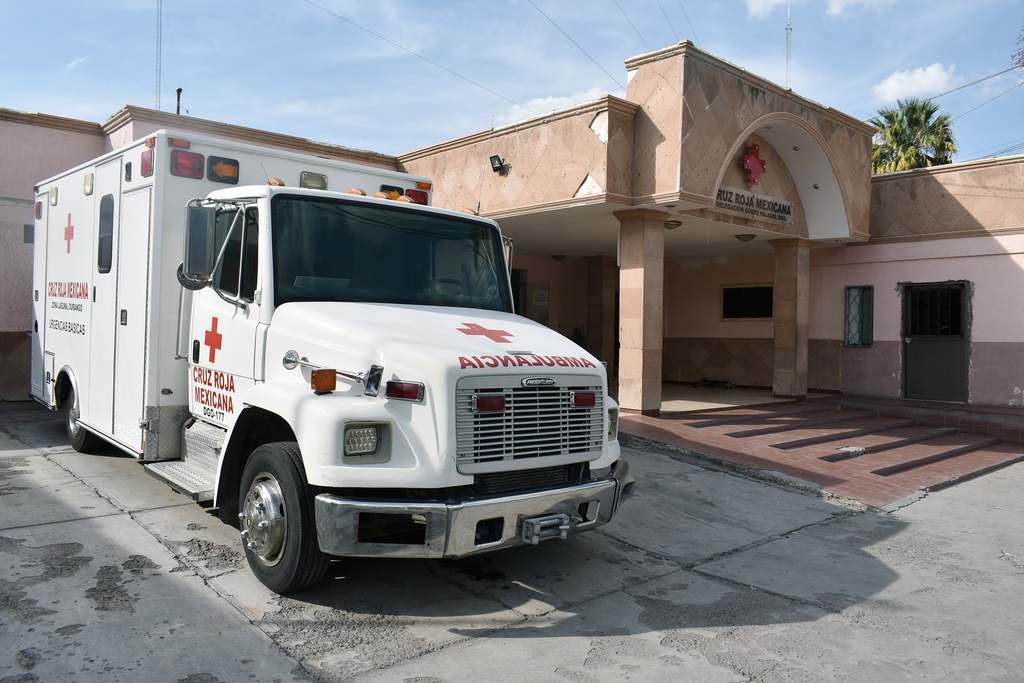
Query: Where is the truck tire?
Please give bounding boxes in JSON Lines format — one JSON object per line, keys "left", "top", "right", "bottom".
{"left": 65, "top": 386, "right": 103, "bottom": 453}
{"left": 238, "top": 442, "right": 330, "bottom": 593}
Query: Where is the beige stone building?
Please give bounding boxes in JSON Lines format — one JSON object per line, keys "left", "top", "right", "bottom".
{"left": 3, "top": 41, "right": 1023, "bottom": 413}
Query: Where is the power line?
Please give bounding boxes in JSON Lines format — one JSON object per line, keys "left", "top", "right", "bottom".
{"left": 656, "top": 0, "right": 680, "bottom": 43}
{"left": 868, "top": 66, "right": 1018, "bottom": 122}
{"left": 300, "top": 0, "right": 536, "bottom": 115}
{"left": 677, "top": 0, "right": 701, "bottom": 47}
{"left": 614, "top": 0, "right": 651, "bottom": 52}
{"left": 526, "top": 0, "right": 625, "bottom": 91}
{"left": 951, "top": 84, "right": 1017, "bottom": 122}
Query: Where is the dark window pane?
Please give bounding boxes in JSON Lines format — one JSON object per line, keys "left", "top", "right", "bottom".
{"left": 98, "top": 194, "right": 114, "bottom": 273}
{"left": 723, "top": 286, "right": 773, "bottom": 319}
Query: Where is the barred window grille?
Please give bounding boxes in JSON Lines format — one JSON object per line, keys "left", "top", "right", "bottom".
{"left": 845, "top": 286, "right": 873, "bottom": 347}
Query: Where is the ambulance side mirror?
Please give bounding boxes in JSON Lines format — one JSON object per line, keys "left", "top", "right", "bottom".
{"left": 184, "top": 206, "right": 216, "bottom": 278}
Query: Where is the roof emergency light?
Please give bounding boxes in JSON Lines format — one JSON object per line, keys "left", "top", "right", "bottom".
{"left": 170, "top": 150, "right": 205, "bottom": 179}
{"left": 405, "top": 189, "right": 428, "bottom": 204}
{"left": 379, "top": 185, "right": 403, "bottom": 200}
{"left": 300, "top": 172, "right": 328, "bottom": 190}
{"left": 141, "top": 149, "right": 154, "bottom": 177}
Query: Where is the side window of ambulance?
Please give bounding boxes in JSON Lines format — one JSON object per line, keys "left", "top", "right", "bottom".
{"left": 240, "top": 209, "right": 259, "bottom": 302}
{"left": 97, "top": 195, "right": 114, "bottom": 273}
{"left": 212, "top": 210, "right": 242, "bottom": 296}
{"left": 212, "top": 207, "right": 258, "bottom": 302}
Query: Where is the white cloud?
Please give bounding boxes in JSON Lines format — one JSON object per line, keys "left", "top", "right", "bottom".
{"left": 745, "top": 0, "right": 787, "bottom": 19}
{"left": 826, "top": 0, "right": 897, "bottom": 16}
{"left": 871, "top": 63, "right": 962, "bottom": 103}
{"left": 493, "top": 86, "right": 625, "bottom": 126}
{"left": 66, "top": 57, "right": 87, "bottom": 70}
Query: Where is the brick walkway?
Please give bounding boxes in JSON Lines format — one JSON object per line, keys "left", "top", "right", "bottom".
{"left": 620, "top": 397, "right": 1024, "bottom": 508}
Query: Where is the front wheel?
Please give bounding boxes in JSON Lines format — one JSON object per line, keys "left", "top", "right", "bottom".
{"left": 65, "top": 385, "right": 102, "bottom": 453}
{"left": 238, "top": 442, "right": 330, "bottom": 593}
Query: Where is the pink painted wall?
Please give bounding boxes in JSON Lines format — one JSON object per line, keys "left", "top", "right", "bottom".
{"left": 510, "top": 253, "right": 589, "bottom": 341}
{"left": 811, "top": 236, "right": 1024, "bottom": 343}
{"left": 0, "top": 118, "right": 105, "bottom": 332}
{"left": 664, "top": 253, "right": 775, "bottom": 339}
{"left": 811, "top": 235, "right": 1024, "bottom": 404}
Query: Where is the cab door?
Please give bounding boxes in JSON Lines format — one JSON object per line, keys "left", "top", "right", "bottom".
{"left": 188, "top": 206, "right": 260, "bottom": 428}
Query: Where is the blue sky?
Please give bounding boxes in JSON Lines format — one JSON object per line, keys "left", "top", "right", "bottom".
{"left": 2, "top": 0, "right": 1021, "bottom": 161}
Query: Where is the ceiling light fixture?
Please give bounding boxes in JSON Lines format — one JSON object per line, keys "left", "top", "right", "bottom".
{"left": 735, "top": 234, "right": 756, "bottom": 242}
{"left": 664, "top": 220, "right": 682, "bottom": 230}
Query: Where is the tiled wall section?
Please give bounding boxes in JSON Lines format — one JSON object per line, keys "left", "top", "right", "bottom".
{"left": 871, "top": 157, "right": 1024, "bottom": 238}
{"left": 0, "top": 332, "right": 30, "bottom": 402}
{"left": 663, "top": 338, "right": 774, "bottom": 387}
{"left": 808, "top": 339, "right": 841, "bottom": 392}
{"left": 663, "top": 337, "right": 841, "bottom": 391}
{"left": 678, "top": 55, "right": 873, "bottom": 236}
{"left": 399, "top": 97, "right": 638, "bottom": 215}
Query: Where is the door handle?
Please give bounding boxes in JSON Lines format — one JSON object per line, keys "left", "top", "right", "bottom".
{"left": 905, "top": 337, "right": 911, "bottom": 343}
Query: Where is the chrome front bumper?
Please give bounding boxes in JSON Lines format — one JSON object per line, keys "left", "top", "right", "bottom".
{"left": 314, "top": 459, "right": 634, "bottom": 558}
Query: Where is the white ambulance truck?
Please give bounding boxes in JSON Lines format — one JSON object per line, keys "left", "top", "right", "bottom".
{"left": 31, "top": 130, "right": 633, "bottom": 592}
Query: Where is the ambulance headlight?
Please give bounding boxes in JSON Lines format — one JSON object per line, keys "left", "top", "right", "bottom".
{"left": 343, "top": 423, "right": 392, "bottom": 463}
{"left": 608, "top": 407, "right": 619, "bottom": 442}
{"left": 345, "top": 426, "right": 378, "bottom": 454}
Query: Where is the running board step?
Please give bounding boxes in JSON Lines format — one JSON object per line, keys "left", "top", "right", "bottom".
{"left": 145, "top": 460, "right": 214, "bottom": 501}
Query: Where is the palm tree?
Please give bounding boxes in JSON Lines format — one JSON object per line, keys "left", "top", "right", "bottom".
{"left": 869, "top": 98, "right": 958, "bottom": 174}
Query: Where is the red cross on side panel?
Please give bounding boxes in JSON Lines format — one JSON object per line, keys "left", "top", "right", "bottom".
{"left": 458, "top": 323, "right": 514, "bottom": 343}
{"left": 744, "top": 144, "right": 767, "bottom": 185}
{"left": 64, "top": 214, "right": 74, "bottom": 253}
{"left": 204, "top": 318, "right": 223, "bottom": 362}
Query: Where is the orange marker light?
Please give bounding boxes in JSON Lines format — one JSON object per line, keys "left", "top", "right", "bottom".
{"left": 311, "top": 369, "right": 337, "bottom": 393}
{"left": 167, "top": 138, "right": 191, "bottom": 149}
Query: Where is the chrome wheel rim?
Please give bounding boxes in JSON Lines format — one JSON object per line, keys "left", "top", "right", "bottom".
{"left": 239, "top": 473, "right": 287, "bottom": 567}
{"left": 66, "top": 401, "right": 81, "bottom": 438}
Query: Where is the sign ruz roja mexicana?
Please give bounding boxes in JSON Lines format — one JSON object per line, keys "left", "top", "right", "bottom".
{"left": 715, "top": 186, "right": 794, "bottom": 225}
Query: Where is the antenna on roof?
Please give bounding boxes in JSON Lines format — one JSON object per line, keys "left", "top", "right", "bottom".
{"left": 786, "top": 0, "right": 792, "bottom": 90}
{"left": 155, "top": 0, "right": 162, "bottom": 110}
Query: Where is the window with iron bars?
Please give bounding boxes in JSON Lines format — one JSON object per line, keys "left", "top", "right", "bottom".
{"left": 845, "top": 286, "right": 873, "bottom": 347}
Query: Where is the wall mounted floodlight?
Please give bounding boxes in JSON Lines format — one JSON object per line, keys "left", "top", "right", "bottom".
{"left": 489, "top": 155, "right": 505, "bottom": 173}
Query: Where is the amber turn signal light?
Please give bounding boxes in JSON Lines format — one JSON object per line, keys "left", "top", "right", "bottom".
{"left": 311, "top": 369, "right": 337, "bottom": 393}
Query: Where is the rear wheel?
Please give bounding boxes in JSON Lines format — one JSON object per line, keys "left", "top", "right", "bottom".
{"left": 65, "top": 385, "right": 102, "bottom": 453}
{"left": 238, "top": 442, "right": 330, "bottom": 593}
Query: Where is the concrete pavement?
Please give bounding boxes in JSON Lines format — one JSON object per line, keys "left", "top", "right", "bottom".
{"left": 1, "top": 404, "right": 1022, "bottom": 682}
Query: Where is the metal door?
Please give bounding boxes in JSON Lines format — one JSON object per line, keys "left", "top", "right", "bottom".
{"left": 87, "top": 160, "right": 122, "bottom": 431}
{"left": 903, "top": 282, "right": 968, "bottom": 402}
{"left": 31, "top": 197, "right": 48, "bottom": 399}
{"left": 112, "top": 187, "right": 153, "bottom": 449}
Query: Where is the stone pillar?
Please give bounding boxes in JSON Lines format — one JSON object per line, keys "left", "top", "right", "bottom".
{"left": 615, "top": 210, "right": 668, "bottom": 416}
{"left": 771, "top": 238, "right": 813, "bottom": 399}
{"left": 585, "top": 255, "right": 618, "bottom": 372}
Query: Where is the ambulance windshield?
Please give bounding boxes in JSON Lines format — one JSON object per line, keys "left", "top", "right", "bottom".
{"left": 271, "top": 195, "right": 513, "bottom": 312}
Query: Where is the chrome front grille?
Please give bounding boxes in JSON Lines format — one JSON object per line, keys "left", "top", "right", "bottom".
{"left": 456, "top": 375, "right": 605, "bottom": 473}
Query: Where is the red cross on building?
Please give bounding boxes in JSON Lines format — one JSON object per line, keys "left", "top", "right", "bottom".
{"left": 458, "top": 322, "right": 514, "bottom": 343}
{"left": 744, "top": 144, "right": 767, "bottom": 185}
{"left": 204, "top": 317, "right": 223, "bottom": 362}
{"left": 64, "top": 213, "right": 74, "bottom": 253}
